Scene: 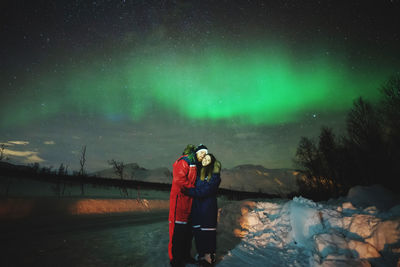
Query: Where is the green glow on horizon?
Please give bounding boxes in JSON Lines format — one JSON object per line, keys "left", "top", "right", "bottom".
{"left": 0, "top": 44, "right": 390, "bottom": 127}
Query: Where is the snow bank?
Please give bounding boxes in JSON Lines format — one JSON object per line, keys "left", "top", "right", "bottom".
{"left": 218, "top": 185, "right": 400, "bottom": 267}
{"left": 347, "top": 184, "right": 400, "bottom": 211}
{"left": 0, "top": 198, "right": 169, "bottom": 219}
{"left": 216, "top": 200, "right": 258, "bottom": 260}
{"left": 290, "top": 197, "right": 324, "bottom": 248}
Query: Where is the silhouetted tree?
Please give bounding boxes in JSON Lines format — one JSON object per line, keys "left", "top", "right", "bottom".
{"left": 294, "top": 136, "right": 328, "bottom": 199}
{"left": 0, "top": 144, "right": 10, "bottom": 161}
{"left": 131, "top": 169, "right": 141, "bottom": 202}
{"left": 346, "top": 98, "right": 382, "bottom": 148}
{"left": 295, "top": 75, "right": 400, "bottom": 200}
{"left": 56, "top": 163, "right": 68, "bottom": 197}
{"left": 345, "top": 97, "right": 386, "bottom": 185}
{"left": 58, "top": 163, "right": 67, "bottom": 176}
{"left": 0, "top": 145, "right": 11, "bottom": 196}
{"left": 294, "top": 137, "right": 319, "bottom": 176}
{"left": 30, "top": 162, "right": 40, "bottom": 173}
{"left": 79, "top": 145, "right": 87, "bottom": 195}
{"left": 108, "top": 159, "right": 128, "bottom": 197}
{"left": 318, "top": 127, "right": 340, "bottom": 195}
{"left": 379, "top": 75, "right": 400, "bottom": 182}
{"left": 41, "top": 166, "right": 54, "bottom": 174}
{"left": 79, "top": 145, "right": 87, "bottom": 176}
{"left": 0, "top": 144, "right": 5, "bottom": 161}
{"left": 380, "top": 76, "right": 400, "bottom": 136}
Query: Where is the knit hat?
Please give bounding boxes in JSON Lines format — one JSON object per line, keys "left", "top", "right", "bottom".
{"left": 195, "top": 144, "right": 208, "bottom": 154}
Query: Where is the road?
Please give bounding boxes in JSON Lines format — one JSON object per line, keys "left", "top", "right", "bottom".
{"left": 0, "top": 211, "right": 171, "bottom": 267}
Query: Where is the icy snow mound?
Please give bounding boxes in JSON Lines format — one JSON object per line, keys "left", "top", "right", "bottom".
{"left": 290, "top": 196, "right": 325, "bottom": 248}
{"left": 288, "top": 196, "right": 400, "bottom": 266}
{"left": 219, "top": 199, "right": 311, "bottom": 266}
{"left": 218, "top": 186, "right": 400, "bottom": 267}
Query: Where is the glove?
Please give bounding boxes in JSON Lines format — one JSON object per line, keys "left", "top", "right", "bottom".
{"left": 181, "top": 187, "right": 190, "bottom": 195}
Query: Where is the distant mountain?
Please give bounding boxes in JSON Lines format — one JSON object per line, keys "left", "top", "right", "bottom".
{"left": 0, "top": 161, "right": 16, "bottom": 169}
{"left": 2, "top": 161, "right": 300, "bottom": 196}
{"left": 0, "top": 161, "right": 31, "bottom": 172}
{"left": 94, "top": 163, "right": 301, "bottom": 196}
{"left": 93, "top": 163, "right": 172, "bottom": 184}
{"left": 220, "top": 164, "right": 300, "bottom": 195}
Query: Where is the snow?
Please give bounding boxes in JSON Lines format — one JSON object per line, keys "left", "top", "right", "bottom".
{"left": 347, "top": 184, "right": 400, "bottom": 211}
{"left": 1, "top": 184, "right": 399, "bottom": 266}
{"left": 217, "top": 185, "right": 400, "bottom": 267}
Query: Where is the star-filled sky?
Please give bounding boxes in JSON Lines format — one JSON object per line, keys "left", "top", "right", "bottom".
{"left": 1, "top": 0, "right": 399, "bottom": 172}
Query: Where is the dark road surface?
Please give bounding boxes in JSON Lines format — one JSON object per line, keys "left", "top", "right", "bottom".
{"left": 1, "top": 211, "right": 168, "bottom": 237}
{"left": 0, "top": 211, "right": 171, "bottom": 267}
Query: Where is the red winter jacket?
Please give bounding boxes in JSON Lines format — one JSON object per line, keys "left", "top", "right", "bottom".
{"left": 168, "top": 155, "right": 198, "bottom": 224}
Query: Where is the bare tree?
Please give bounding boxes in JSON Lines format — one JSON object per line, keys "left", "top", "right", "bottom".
{"left": 294, "top": 136, "right": 326, "bottom": 199}
{"left": 41, "top": 165, "right": 54, "bottom": 174}
{"left": 79, "top": 145, "right": 87, "bottom": 176}
{"left": 346, "top": 97, "right": 385, "bottom": 185}
{"left": 57, "top": 163, "right": 65, "bottom": 176}
{"left": 108, "top": 159, "right": 124, "bottom": 179}
{"left": 1, "top": 144, "right": 12, "bottom": 196}
{"left": 0, "top": 144, "right": 4, "bottom": 161}
{"left": 79, "top": 145, "right": 87, "bottom": 195}
{"left": 131, "top": 169, "right": 141, "bottom": 202}
{"left": 1, "top": 144, "right": 11, "bottom": 196}
{"left": 380, "top": 75, "right": 400, "bottom": 136}
{"left": 380, "top": 75, "right": 400, "bottom": 181}
{"left": 51, "top": 164, "right": 62, "bottom": 198}
{"left": 54, "top": 163, "right": 68, "bottom": 197}
{"left": 108, "top": 159, "right": 128, "bottom": 197}
{"left": 30, "top": 162, "right": 40, "bottom": 173}
{"left": 0, "top": 144, "right": 5, "bottom": 161}
{"left": 294, "top": 76, "right": 400, "bottom": 199}
{"left": 62, "top": 165, "right": 68, "bottom": 196}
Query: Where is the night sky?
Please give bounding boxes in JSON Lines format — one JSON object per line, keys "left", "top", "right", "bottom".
{"left": 1, "top": 0, "right": 399, "bottom": 172}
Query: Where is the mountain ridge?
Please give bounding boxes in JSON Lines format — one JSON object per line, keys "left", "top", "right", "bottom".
{"left": 94, "top": 163, "right": 301, "bottom": 195}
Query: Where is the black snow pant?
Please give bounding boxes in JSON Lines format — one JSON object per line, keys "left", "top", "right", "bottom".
{"left": 170, "top": 222, "right": 193, "bottom": 267}
{"left": 193, "top": 227, "right": 217, "bottom": 257}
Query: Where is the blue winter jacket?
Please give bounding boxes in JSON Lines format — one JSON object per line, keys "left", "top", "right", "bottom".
{"left": 187, "top": 173, "right": 221, "bottom": 228}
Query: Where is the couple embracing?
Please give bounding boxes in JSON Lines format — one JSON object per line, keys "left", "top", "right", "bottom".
{"left": 168, "top": 144, "right": 221, "bottom": 267}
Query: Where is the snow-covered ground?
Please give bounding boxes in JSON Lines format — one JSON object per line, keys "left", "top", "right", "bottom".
{"left": 1, "top": 185, "right": 399, "bottom": 266}
{"left": 218, "top": 185, "right": 400, "bottom": 267}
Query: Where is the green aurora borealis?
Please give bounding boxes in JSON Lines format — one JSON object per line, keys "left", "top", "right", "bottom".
{"left": 1, "top": 43, "right": 389, "bottom": 127}
{"left": 1, "top": 1, "right": 399, "bottom": 170}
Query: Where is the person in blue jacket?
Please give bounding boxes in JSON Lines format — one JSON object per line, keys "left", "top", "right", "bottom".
{"left": 182, "top": 153, "right": 221, "bottom": 266}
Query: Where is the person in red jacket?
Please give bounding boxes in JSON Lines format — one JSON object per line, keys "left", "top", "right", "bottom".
{"left": 169, "top": 144, "right": 208, "bottom": 267}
